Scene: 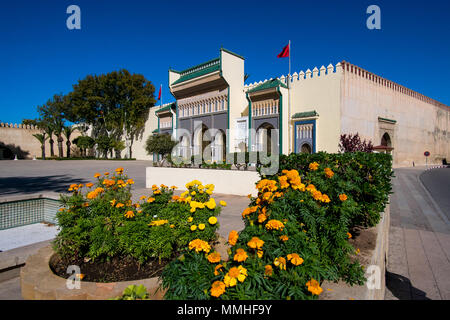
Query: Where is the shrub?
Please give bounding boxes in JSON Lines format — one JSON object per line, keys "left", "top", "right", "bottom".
{"left": 53, "top": 169, "right": 223, "bottom": 265}
{"left": 145, "top": 134, "right": 177, "bottom": 166}
{"left": 161, "top": 152, "right": 393, "bottom": 300}
{"left": 339, "top": 133, "right": 374, "bottom": 153}
{"left": 111, "top": 285, "right": 150, "bottom": 300}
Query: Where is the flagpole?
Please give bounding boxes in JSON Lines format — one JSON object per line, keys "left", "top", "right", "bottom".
{"left": 288, "top": 40, "right": 292, "bottom": 154}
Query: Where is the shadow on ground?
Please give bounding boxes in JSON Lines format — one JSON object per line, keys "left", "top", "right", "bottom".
{"left": 0, "top": 175, "right": 88, "bottom": 195}
{"left": 386, "top": 270, "right": 431, "bottom": 300}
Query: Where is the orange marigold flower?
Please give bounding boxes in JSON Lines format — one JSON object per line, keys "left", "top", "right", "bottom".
{"left": 233, "top": 248, "right": 248, "bottom": 262}
{"left": 264, "top": 265, "right": 273, "bottom": 276}
{"left": 321, "top": 194, "right": 331, "bottom": 203}
{"left": 124, "top": 210, "right": 135, "bottom": 219}
{"left": 306, "top": 278, "right": 323, "bottom": 295}
{"left": 309, "top": 162, "right": 319, "bottom": 171}
{"left": 279, "top": 235, "right": 289, "bottom": 242}
{"left": 324, "top": 167, "right": 334, "bottom": 178}
{"left": 347, "top": 232, "right": 352, "bottom": 239}
{"left": 147, "top": 197, "right": 155, "bottom": 203}
{"left": 257, "top": 249, "right": 263, "bottom": 258}
{"left": 116, "top": 203, "right": 124, "bottom": 208}
{"left": 94, "top": 173, "right": 101, "bottom": 178}
{"left": 265, "top": 219, "right": 285, "bottom": 231}
{"left": 188, "top": 239, "right": 211, "bottom": 253}
{"left": 214, "top": 264, "right": 224, "bottom": 276}
{"left": 126, "top": 179, "right": 134, "bottom": 185}
{"left": 104, "top": 172, "right": 109, "bottom": 176}
{"left": 172, "top": 195, "right": 180, "bottom": 201}
{"left": 274, "top": 257, "right": 287, "bottom": 270}
{"left": 339, "top": 194, "right": 348, "bottom": 201}
{"left": 287, "top": 253, "right": 304, "bottom": 266}
{"left": 258, "top": 213, "right": 267, "bottom": 223}
{"left": 207, "top": 252, "right": 221, "bottom": 263}
{"left": 86, "top": 183, "right": 93, "bottom": 188}
{"left": 210, "top": 281, "right": 226, "bottom": 298}
{"left": 115, "top": 167, "right": 124, "bottom": 174}
{"left": 279, "top": 175, "right": 290, "bottom": 189}
{"left": 228, "top": 230, "right": 239, "bottom": 246}
{"left": 148, "top": 219, "right": 169, "bottom": 226}
{"left": 247, "top": 237, "right": 264, "bottom": 249}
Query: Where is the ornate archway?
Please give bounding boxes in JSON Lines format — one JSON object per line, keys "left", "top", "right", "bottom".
{"left": 256, "top": 122, "right": 275, "bottom": 153}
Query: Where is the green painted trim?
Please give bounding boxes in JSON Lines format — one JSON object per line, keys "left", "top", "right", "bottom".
{"left": 246, "top": 93, "right": 252, "bottom": 151}
{"left": 175, "top": 101, "right": 179, "bottom": 131}
{"left": 157, "top": 116, "right": 160, "bottom": 133}
{"left": 220, "top": 48, "right": 245, "bottom": 60}
{"left": 247, "top": 79, "right": 288, "bottom": 94}
{"left": 277, "top": 88, "right": 283, "bottom": 155}
{"left": 378, "top": 117, "right": 397, "bottom": 124}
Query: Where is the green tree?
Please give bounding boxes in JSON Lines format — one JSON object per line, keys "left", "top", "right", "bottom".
{"left": 73, "top": 136, "right": 95, "bottom": 157}
{"left": 145, "top": 134, "right": 177, "bottom": 166}
{"left": 64, "top": 70, "right": 156, "bottom": 157}
{"left": 32, "top": 133, "right": 48, "bottom": 159}
{"left": 22, "top": 119, "right": 38, "bottom": 127}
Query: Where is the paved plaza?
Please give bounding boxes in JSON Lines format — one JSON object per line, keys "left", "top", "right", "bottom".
{"left": 0, "top": 160, "right": 449, "bottom": 300}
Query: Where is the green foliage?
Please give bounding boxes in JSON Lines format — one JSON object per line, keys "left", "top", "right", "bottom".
{"left": 161, "top": 152, "right": 393, "bottom": 300}
{"left": 111, "top": 285, "right": 150, "bottom": 300}
{"left": 53, "top": 171, "right": 222, "bottom": 266}
{"left": 145, "top": 134, "right": 177, "bottom": 165}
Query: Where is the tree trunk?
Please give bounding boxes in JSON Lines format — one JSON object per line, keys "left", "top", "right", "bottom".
{"left": 57, "top": 136, "right": 63, "bottom": 158}
{"left": 66, "top": 141, "right": 71, "bottom": 158}
{"left": 49, "top": 139, "right": 54, "bottom": 157}
{"left": 41, "top": 144, "right": 45, "bottom": 160}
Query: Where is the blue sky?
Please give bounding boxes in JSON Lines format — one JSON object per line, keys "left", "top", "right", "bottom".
{"left": 0, "top": 0, "right": 449, "bottom": 123}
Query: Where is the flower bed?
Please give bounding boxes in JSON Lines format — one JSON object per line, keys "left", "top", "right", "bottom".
{"left": 50, "top": 168, "right": 224, "bottom": 283}
{"left": 159, "top": 152, "right": 393, "bottom": 300}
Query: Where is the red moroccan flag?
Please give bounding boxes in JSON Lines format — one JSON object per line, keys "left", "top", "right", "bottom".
{"left": 277, "top": 43, "right": 290, "bottom": 58}
{"left": 158, "top": 85, "right": 162, "bottom": 100}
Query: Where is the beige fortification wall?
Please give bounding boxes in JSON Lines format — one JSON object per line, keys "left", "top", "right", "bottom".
{"left": 340, "top": 61, "right": 449, "bottom": 167}
{"left": 0, "top": 123, "right": 80, "bottom": 159}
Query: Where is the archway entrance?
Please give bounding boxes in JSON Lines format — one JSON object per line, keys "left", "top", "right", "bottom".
{"left": 212, "top": 130, "right": 226, "bottom": 162}
{"left": 256, "top": 123, "right": 275, "bottom": 153}
{"left": 300, "top": 143, "right": 312, "bottom": 154}
{"left": 193, "top": 124, "right": 212, "bottom": 160}
{"left": 381, "top": 132, "right": 392, "bottom": 148}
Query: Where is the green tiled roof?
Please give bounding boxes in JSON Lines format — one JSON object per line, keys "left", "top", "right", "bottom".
{"left": 152, "top": 128, "right": 159, "bottom": 133}
{"left": 378, "top": 117, "right": 396, "bottom": 124}
{"left": 155, "top": 103, "right": 176, "bottom": 114}
{"left": 247, "top": 79, "right": 288, "bottom": 93}
{"left": 171, "top": 58, "right": 221, "bottom": 85}
{"left": 292, "top": 111, "right": 319, "bottom": 119}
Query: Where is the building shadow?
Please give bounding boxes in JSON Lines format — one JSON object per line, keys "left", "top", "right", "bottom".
{"left": 386, "top": 270, "right": 431, "bottom": 300}
{"left": 0, "top": 175, "right": 88, "bottom": 195}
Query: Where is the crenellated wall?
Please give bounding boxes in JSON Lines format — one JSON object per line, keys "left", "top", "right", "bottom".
{"left": 0, "top": 123, "right": 81, "bottom": 159}
{"left": 340, "top": 61, "right": 450, "bottom": 166}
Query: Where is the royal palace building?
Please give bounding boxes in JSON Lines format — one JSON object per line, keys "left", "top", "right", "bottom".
{"left": 131, "top": 48, "right": 450, "bottom": 167}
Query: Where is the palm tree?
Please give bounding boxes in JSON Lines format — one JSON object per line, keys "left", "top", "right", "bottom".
{"left": 53, "top": 118, "right": 65, "bottom": 158}
{"left": 32, "top": 133, "right": 48, "bottom": 159}
{"left": 43, "top": 124, "right": 55, "bottom": 157}
{"left": 63, "top": 126, "right": 76, "bottom": 158}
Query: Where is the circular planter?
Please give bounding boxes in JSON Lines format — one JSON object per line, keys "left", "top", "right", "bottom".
{"left": 20, "top": 236, "right": 230, "bottom": 300}
{"left": 20, "top": 245, "right": 165, "bottom": 300}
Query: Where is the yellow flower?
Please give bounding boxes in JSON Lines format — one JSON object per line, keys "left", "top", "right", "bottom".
{"left": 205, "top": 198, "right": 216, "bottom": 210}
{"left": 104, "top": 172, "right": 109, "bottom": 176}
{"left": 207, "top": 252, "right": 221, "bottom": 263}
{"left": 287, "top": 253, "right": 304, "bottom": 266}
{"left": 219, "top": 200, "right": 227, "bottom": 207}
{"left": 190, "top": 225, "right": 197, "bottom": 231}
{"left": 188, "top": 217, "right": 193, "bottom": 223}
{"left": 147, "top": 197, "right": 155, "bottom": 203}
{"left": 265, "top": 219, "right": 285, "bottom": 231}
{"left": 86, "top": 183, "right": 93, "bottom": 188}
{"left": 110, "top": 199, "right": 117, "bottom": 207}
{"left": 274, "top": 257, "right": 287, "bottom": 270}
{"left": 170, "top": 224, "right": 175, "bottom": 228}
{"left": 339, "top": 194, "right": 348, "bottom": 201}
{"left": 198, "top": 223, "right": 205, "bottom": 230}
{"left": 306, "top": 278, "right": 323, "bottom": 295}
{"left": 279, "top": 235, "right": 289, "bottom": 242}
{"left": 116, "top": 202, "right": 124, "bottom": 208}
{"left": 126, "top": 179, "right": 134, "bottom": 185}
{"left": 257, "top": 250, "right": 263, "bottom": 258}
{"left": 208, "top": 216, "right": 218, "bottom": 225}
{"left": 82, "top": 202, "right": 89, "bottom": 207}
{"left": 228, "top": 230, "right": 239, "bottom": 246}
{"left": 124, "top": 210, "right": 135, "bottom": 219}
{"left": 188, "top": 239, "right": 211, "bottom": 253}
{"left": 94, "top": 173, "right": 101, "bottom": 178}
{"left": 347, "top": 232, "right": 352, "bottom": 239}
{"left": 247, "top": 237, "right": 264, "bottom": 249}
{"left": 170, "top": 186, "right": 177, "bottom": 190}
{"left": 224, "top": 266, "right": 247, "bottom": 287}
{"left": 140, "top": 195, "right": 147, "bottom": 201}
{"left": 191, "top": 191, "right": 196, "bottom": 196}
{"left": 210, "top": 281, "right": 226, "bottom": 298}
{"left": 264, "top": 265, "right": 273, "bottom": 276}
{"left": 233, "top": 248, "right": 248, "bottom": 262}
{"left": 148, "top": 220, "right": 169, "bottom": 226}
{"left": 257, "top": 213, "right": 267, "bottom": 223}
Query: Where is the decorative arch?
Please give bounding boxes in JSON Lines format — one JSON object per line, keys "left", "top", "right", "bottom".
{"left": 256, "top": 122, "right": 275, "bottom": 153}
